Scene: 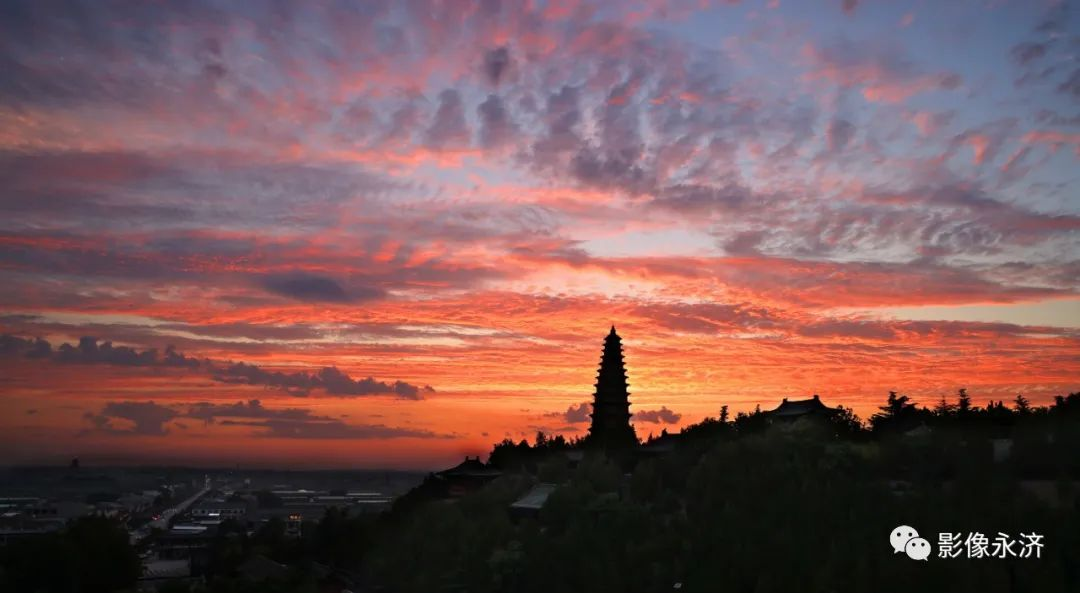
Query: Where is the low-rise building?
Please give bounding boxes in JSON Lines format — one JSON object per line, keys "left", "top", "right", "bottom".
{"left": 189, "top": 500, "right": 250, "bottom": 522}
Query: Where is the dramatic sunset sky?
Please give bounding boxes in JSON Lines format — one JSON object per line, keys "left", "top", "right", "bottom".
{"left": 1, "top": 0, "right": 1078, "bottom": 469}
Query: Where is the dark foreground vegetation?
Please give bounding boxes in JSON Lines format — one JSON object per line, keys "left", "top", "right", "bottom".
{"left": 2, "top": 391, "right": 1079, "bottom": 593}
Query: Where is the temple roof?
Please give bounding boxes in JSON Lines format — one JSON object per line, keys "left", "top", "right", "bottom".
{"left": 768, "top": 395, "right": 836, "bottom": 417}
{"left": 510, "top": 483, "right": 557, "bottom": 511}
{"left": 436, "top": 456, "right": 502, "bottom": 478}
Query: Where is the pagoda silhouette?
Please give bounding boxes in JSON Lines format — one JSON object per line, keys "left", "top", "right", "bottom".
{"left": 587, "top": 326, "right": 638, "bottom": 449}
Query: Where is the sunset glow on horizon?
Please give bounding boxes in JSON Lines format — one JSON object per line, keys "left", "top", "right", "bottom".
{"left": 1, "top": 0, "right": 1078, "bottom": 469}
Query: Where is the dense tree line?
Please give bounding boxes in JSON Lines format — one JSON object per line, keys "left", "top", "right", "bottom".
{"left": 363, "top": 390, "right": 1080, "bottom": 592}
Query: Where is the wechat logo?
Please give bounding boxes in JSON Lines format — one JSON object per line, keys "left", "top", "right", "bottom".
{"left": 890, "top": 525, "right": 931, "bottom": 561}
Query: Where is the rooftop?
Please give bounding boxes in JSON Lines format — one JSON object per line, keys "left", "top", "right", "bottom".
{"left": 768, "top": 395, "right": 837, "bottom": 417}
{"left": 436, "top": 456, "right": 502, "bottom": 478}
{"left": 193, "top": 500, "right": 247, "bottom": 510}
{"left": 510, "top": 484, "right": 558, "bottom": 511}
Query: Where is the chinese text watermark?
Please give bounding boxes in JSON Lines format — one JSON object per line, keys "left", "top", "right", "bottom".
{"left": 890, "top": 525, "right": 1043, "bottom": 561}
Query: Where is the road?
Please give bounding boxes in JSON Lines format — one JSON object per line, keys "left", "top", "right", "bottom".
{"left": 131, "top": 477, "right": 211, "bottom": 544}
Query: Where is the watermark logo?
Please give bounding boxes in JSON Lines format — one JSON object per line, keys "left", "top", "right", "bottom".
{"left": 937, "top": 532, "right": 1043, "bottom": 559}
{"left": 891, "top": 525, "right": 1044, "bottom": 560}
{"left": 905, "top": 537, "right": 932, "bottom": 561}
{"left": 890, "top": 525, "right": 929, "bottom": 560}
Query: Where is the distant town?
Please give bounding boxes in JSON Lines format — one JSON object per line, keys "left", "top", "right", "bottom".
{"left": 0, "top": 464, "right": 423, "bottom": 588}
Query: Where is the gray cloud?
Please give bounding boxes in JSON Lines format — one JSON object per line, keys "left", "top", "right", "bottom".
{"left": 84, "top": 401, "right": 181, "bottom": 435}
{"left": 827, "top": 118, "right": 855, "bottom": 152}
{"left": 213, "top": 363, "right": 431, "bottom": 399}
{"left": 482, "top": 46, "right": 512, "bottom": 86}
{"left": 1, "top": 334, "right": 432, "bottom": 399}
{"left": 1, "top": 335, "right": 203, "bottom": 368}
{"left": 1058, "top": 68, "right": 1080, "bottom": 99}
{"left": 186, "top": 399, "right": 315, "bottom": 423}
{"left": 477, "top": 94, "right": 518, "bottom": 148}
{"left": 546, "top": 401, "right": 591, "bottom": 424}
{"left": 1011, "top": 42, "right": 1047, "bottom": 66}
{"left": 530, "top": 85, "right": 584, "bottom": 170}
{"left": 240, "top": 419, "right": 450, "bottom": 440}
{"left": 83, "top": 399, "right": 450, "bottom": 440}
{"left": 425, "top": 89, "right": 470, "bottom": 149}
{"left": 650, "top": 183, "right": 754, "bottom": 215}
{"left": 262, "top": 273, "right": 383, "bottom": 303}
{"left": 634, "top": 406, "right": 682, "bottom": 424}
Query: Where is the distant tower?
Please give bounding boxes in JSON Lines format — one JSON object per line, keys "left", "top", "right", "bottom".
{"left": 588, "top": 326, "right": 637, "bottom": 449}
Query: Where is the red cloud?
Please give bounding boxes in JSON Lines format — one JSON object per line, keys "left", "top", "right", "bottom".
{"left": 801, "top": 41, "right": 961, "bottom": 103}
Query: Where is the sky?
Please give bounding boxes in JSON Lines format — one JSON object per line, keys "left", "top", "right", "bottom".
{"left": 0, "top": 0, "right": 1078, "bottom": 470}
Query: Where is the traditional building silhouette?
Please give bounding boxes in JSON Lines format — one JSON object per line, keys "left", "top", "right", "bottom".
{"left": 434, "top": 456, "right": 502, "bottom": 497}
{"left": 588, "top": 326, "right": 637, "bottom": 449}
{"left": 765, "top": 394, "right": 839, "bottom": 423}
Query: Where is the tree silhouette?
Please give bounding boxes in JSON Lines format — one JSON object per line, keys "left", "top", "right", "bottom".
{"left": 957, "top": 387, "right": 972, "bottom": 415}
{"left": 828, "top": 405, "right": 866, "bottom": 439}
{"left": 870, "top": 391, "right": 921, "bottom": 433}
{"left": 933, "top": 393, "right": 955, "bottom": 416}
{"left": 0, "top": 515, "right": 140, "bottom": 593}
{"left": 1014, "top": 393, "right": 1030, "bottom": 414}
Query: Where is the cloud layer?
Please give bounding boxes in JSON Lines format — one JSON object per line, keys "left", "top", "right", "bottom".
{"left": 85, "top": 399, "right": 448, "bottom": 440}
{"left": 1, "top": 334, "right": 430, "bottom": 399}
{"left": 0, "top": 0, "right": 1077, "bottom": 467}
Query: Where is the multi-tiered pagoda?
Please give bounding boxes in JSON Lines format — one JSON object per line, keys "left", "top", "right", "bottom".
{"left": 588, "top": 326, "right": 638, "bottom": 449}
